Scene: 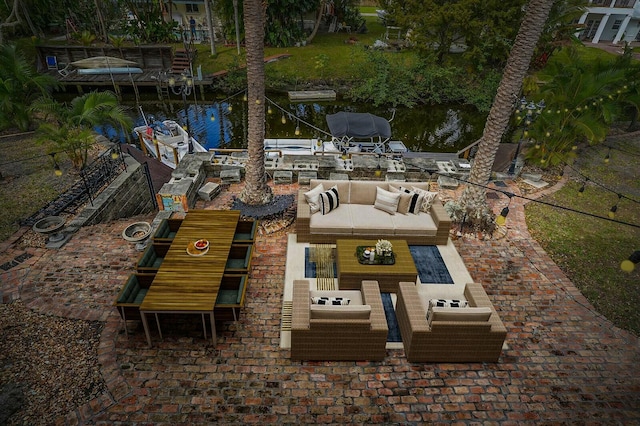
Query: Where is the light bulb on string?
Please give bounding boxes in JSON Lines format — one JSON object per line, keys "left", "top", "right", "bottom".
{"left": 281, "top": 114, "right": 286, "bottom": 124}
{"left": 111, "top": 146, "right": 119, "bottom": 160}
{"left": 267, "top": 105, "right": 273, "bottom": 114}
{"left": 604, "top": 148, "right": 611, "bottom": 163}
{"left": 242, "top": 93, "right": 247, "bottom": 102}
{"left": 578, "top": 179, "right": 588, "bottom": 196}
{"left": 295, "top": 122, "right": 300, "bottom": 136}
{"left": 210, "top": 114, "right": 215, "bottom": 121}
{"left": 228, "top": 104, "right": 233, "bottom": 112}
{"left": 495, "top": 193, "right": 513, "bottom": 226}
{"left": 50, "top": 153, "right": 62, "bottom": 177}
{"left": 608, "top": 194, "right": 622, "bottom": 219}
{"left": 621, "top": 250, "right": 640, "bottom": 273}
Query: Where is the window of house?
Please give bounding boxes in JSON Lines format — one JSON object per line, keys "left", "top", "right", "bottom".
{"left": 612, "top": 19, "right": 623, "bottom": 30}
{"left": 186, "top": 4, "right": 199, "bottom": 13}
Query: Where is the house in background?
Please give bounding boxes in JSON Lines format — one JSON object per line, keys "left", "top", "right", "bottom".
{"left": 162, "top": 0, "right": 222, "bottom": 42}
{"left": 578, "top": 0, "right": 640, "bottom": 44}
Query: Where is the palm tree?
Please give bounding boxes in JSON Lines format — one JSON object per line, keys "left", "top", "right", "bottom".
{"left": 32, "top": 91, "right": 133, "bottom": 170}
{"left": 239, "top": 0, "right": 273, "bottom": 205}
{"left": 0, "top": 44, "right": 59, "bottom": 131}
{"left": 456, "top": 0, "right": 556, "bottom": 229}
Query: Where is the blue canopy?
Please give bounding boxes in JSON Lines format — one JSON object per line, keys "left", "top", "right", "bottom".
{"left": 326, "top": 112, "right": 392, "bottom": 139}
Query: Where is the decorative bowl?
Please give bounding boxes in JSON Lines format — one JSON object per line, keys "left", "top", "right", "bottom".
{"left": 194, "top": 239, "right": 209, "bottom": 250}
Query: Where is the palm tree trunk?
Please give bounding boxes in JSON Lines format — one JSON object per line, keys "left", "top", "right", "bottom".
{"left": 306, "top": 0, "right": 326, "bottom": 45}
{"left": 239, "top": 0, "right": 273, "bottom": 205}
{"left": 459, "top": 0, "right": 555, "bottom": 224}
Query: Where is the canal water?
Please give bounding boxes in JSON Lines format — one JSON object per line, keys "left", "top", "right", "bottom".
{"left": 95, "top": 92, "right": 487, "bottom": 153}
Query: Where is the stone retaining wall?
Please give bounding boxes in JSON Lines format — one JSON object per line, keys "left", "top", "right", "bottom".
{"left": 65, "top": 155, "right": 155, "bottom": 233}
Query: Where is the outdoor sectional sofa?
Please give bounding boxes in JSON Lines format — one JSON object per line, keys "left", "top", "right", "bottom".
{"left": 296, "top": 179, "right": 451, "bottom": 245}
{"left": 395, "top": 281, "right": 507, "bottom": 362}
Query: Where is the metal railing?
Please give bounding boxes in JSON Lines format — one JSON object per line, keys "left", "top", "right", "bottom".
{"left": 20, "top": 147, "right": 126, "bottom": 226}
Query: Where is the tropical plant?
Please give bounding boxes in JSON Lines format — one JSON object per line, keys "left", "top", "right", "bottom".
{"left": 0, "top": 44, "right": 58, "bottom": 131}
{"left": 456, "top": 0, "right": 556, "bottom": 230}
{"left": 523, "top": 46, "right": 637, "bottom": 166}
{"left": 123, "top": 0, "right": 178, "bottom": 44}
{"left": 239, "top": 0, "right": 273, "bottom": 205}
{"left": 31, "top": 91, "right": 133, "bottom": 170}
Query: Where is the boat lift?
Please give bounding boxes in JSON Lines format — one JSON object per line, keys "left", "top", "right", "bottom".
{"left": 325, "top": 110, "right": 406, "bottom": 154}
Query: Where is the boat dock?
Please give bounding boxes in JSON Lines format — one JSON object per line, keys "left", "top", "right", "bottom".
{"left": 288, "top": 90, "right": 337, "bottom": 102}
{"left": 36, "top": 45, "right": 212, "bottom": 100}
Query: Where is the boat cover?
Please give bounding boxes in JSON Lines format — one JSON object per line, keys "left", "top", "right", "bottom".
{"left": 326, "top": 112, "right": 392, "bottom": 139}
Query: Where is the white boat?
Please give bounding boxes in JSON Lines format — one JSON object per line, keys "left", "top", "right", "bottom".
{"left": 263, "top": 138, "right": 341, "bottom": 157}
{"left": 134, "top": 119, "right": 207, "bottom": 169}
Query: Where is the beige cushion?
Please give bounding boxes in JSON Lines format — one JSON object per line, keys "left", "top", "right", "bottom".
{"left": 304, "top": 184, "right": 325, "bottom": 214}
{"left": 374, "top": 187, "right": 400, "bottom": 215}
{"left": 350, "top": 205, "right": 396, "bottom": 234}
{"left": 310, "top": 205, "right": 352, "bottom": 234}
{"left": 389, "top": 186, "right": 411, "bottom": 214}
{"left": 428, "top": 306, "right": 492, "bottom": 326}
{"left": 391, "top": 212, "right": 437, "bottom": 236}
{"left": 311, "top": 179, "right": 350, "bottom": 203}
{"left": 349, "top": 181, "right": 388, "bottom": 205}
{"left": 310, "top": 304, "right": 372, "bottom": 320}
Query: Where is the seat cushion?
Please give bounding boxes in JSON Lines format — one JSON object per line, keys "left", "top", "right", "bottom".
{"left": 391, "top": 212, "right": 437, "bottom": 236}
{"left": 309, "top": 304, "right": 372, "bottom": 320}
{"left": 349, "top": 205, "right": 396, "bottom": 234}
{"left": 310, "top": 205, "right": 353, "bottom": 235}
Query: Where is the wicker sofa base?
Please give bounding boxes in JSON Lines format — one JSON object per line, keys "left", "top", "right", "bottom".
{"left": 296, "top": 180, "right": 451, "bottom": 246}
{"left": 396, "top": 282, "right": 507, "bottom": 363}
{"left": 290, "top": 279, "right": 388, "bottom": 361}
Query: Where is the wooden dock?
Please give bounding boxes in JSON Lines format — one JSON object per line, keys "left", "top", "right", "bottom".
{"left": 288, "top": 90, "right": 337, "bottom": 102}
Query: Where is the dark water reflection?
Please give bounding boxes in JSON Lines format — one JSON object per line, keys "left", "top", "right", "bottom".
{"left": 100, "top": 92, "right": 486, "bottom": 153}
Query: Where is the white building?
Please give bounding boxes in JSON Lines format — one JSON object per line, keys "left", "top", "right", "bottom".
{"left": 578, "top": 0, "right": 640, "bottom": 44}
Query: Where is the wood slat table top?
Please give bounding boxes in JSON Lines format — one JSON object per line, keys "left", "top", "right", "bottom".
{"left": 336, "top": 239, "right": 418, "bottom": 275}
{"left": 140, "top": 210, "right": 240, "bottom": 312}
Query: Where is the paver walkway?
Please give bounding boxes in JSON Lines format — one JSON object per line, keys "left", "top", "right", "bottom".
{"left": 1, "top": 180, "right": 639, "bottom": 425}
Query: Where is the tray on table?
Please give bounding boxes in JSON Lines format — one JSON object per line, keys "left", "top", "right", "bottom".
{"left": 356, "top": 246, "right": 395, "bottom": 265}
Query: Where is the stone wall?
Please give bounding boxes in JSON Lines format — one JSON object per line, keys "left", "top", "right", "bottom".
{"left": 65, "top": 155, "right": 155, "bottom": 233}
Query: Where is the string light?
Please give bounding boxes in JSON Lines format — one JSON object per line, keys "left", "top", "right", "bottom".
{"left": 227, "top": 104, "right": 233, "bottom": 112}
{"left": 110, "top": 146, "right": 119, "bottom": 160}
{"left": 210, "top": 114, "right": 215, "bottom": 121}
{"left": 578, "top": 179, "right": 587, "bottom": 196}
{"left": 609, "top": 194, "right": 622, "bottom": 219}
{"left": 621, "top": 250, "right": 640, "bottom": 273}
{"left": 495, "top": 193, "right": 513, "bottom": 226}
{"left": 281, "top": 113, "right": 286, "bottom": 124}
{"left": 267, "top": 105, "right": 273, "bottom": 114}
{"left": 242, "top": 93, "right": 247, "bottom": 102}
{"left": 49, "top": 153, "right": 62, "bottom": 177}
{"left": 604, "top": 148, "right": 611, "bottom": 163}
{"left": 295, "top": 122, "right": 300, "bottom": 136}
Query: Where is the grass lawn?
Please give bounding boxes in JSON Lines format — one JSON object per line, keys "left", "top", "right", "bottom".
{"left": 526, "top": 136, "right": 640, "bottom": 336}
{"left": 193, "top": 14, "right": 417, "bottom": 84}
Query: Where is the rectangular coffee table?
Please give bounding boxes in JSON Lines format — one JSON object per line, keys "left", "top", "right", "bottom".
{"left": 335, "top": 239, "right": 418, "bottom": 293}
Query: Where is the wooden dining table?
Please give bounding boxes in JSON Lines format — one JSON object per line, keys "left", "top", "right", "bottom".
{"left": 139, "top": 209, "right": 240, "bottom": 347}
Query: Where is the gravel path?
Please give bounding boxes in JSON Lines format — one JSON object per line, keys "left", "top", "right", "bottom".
{"left": 0, "top": 301, "right": 104, "bottom": 425}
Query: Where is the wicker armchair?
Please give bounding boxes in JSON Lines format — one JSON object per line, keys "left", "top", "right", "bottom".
{"left": 291, "top": 279, "right": 388, "bottom": 361}
{"left": 396, "top": 282, "right": 507, "bottom": 363}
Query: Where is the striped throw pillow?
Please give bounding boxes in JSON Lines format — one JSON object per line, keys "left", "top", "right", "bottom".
{"left": 319, "top": 185, "right": 340, "bottom": 215}
{"left": 374, "top": 187, "right": 400, "bottom": 215}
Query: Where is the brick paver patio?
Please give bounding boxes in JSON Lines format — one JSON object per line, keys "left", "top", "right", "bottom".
{"left": 1, "top": 180, "right": 639, "bottom": 424}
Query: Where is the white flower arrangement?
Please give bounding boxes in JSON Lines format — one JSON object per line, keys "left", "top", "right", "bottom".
{"left": 375, "top": 239, "right": 393, "bottom": 256}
